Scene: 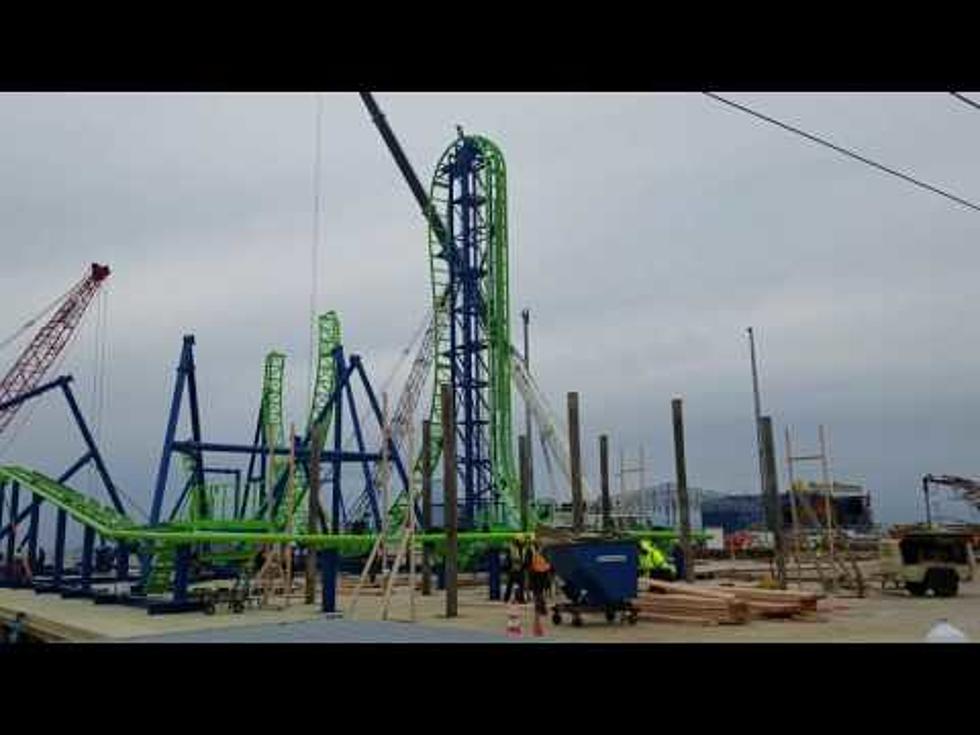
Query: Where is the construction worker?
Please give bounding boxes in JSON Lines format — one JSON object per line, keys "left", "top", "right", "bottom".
{"left": 503, "top": 537, "right": 527, "bottom": 603}
{"left": 528, "top": 541, "right": 552, "bottom": 618}
{"left": 639, "top": 539, "right": 676, "bottom": 581}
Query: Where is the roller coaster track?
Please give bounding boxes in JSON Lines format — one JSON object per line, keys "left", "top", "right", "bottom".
{"left": 0, "top": 465, "right": 528, "bottom": 551}
{"left": 425, "top": 135, "right": 518, "bottom": 527}
{"left": 286, "top": 311, "right": 341, "bottom": 528}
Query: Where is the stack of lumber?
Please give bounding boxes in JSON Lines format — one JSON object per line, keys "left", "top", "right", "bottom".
{"left": 636, "top": 580, "right": 825, "bottom": 625}
{"left": 634, "top": 583, "right": 749, "bottom": 626}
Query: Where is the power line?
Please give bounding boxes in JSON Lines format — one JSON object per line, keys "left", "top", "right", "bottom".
{"left": 703, "top": 92, "right": 980, "bottom": 214}
{"left": 951, "top": 91, "right": 980, "bottom": 112}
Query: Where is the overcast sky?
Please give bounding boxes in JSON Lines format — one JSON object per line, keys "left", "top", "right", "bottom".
{"left": 2, "top": 92, "right": 980, "bottom": 536}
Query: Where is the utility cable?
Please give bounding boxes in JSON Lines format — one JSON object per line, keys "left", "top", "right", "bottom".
{"left": 308, "top": 93, "right": 324, "bottom": 417}
{"left": 703, "top": 92, "right": 980, "bottom": 214}
{"left": 951, "top": 91, "right": 980, "bottom": 112}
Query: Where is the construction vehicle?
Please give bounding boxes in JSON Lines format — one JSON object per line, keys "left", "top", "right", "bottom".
{"left": 879, "top": 527, "right": 975, "bottom": 597}
{"left": 921, "top": 474, "right": 980, "bottom": 525}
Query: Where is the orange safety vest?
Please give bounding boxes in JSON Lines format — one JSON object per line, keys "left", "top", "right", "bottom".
{"left": 530, "top": 550, "right": 550, "bottom": 574}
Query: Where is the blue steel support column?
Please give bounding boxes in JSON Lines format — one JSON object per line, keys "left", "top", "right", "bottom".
{"left": 0, "top": 498, "right": 43, "bottom": 544}
{"left": 344, "top": 371, "right": 381, "bottom": 531}
{"left": 488, "top": 548, "right": 501, "bottom": 600}
{"left": 60, "top": 381, "right": 125, "bottom": 515}
{"left": 53, "top": 509, "right": 66, "bottom": 586}
{"left": 173, "top": 545, "right": 190, "bottom": 603}
{"left": 6, "top": 482, "right": 19, "bottom": 577}
{"left": 440, "top": 139, "right": 495, "bottom": 532}
{"left": 460, "top": 146, "right": 476, "bottom": 530}
{"left": 27, "top": 494, "right": 39, "bottom": 569}
{"left": 331, "top": 348, "right": 344, "bottom": 534}
{"left": 319, "top": 548, "right": 338, "bottom": 613}
{"left": 241, "top": 409, "right": 263, "bottom": 518}
{"left": 168, "top": 474, "right": 197, "bottom": 522}
{"left": 116, "top": 542, "right": 129, "bottom": 580}
{"left": 233, "top": 469, "right": 241, "bottom": 520}
{"left": 80, "top": 526, "right": 95, "bottom": 592}
{"left": 352, "top": 358, "right": 419, "bottom": 523}
{"left": 150, "top": 336, "right": 194, "bottom": 526}
{"left": 184, "top": 342, "right": 207, "bottom": 519}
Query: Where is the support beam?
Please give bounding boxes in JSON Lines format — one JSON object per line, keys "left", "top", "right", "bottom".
{"left": 519, "top": 434, "right": 530, "bottom": 533}
{"left": 671, "top": 398, "right": 694, "bottom": 583}
{"left": 173, "top": 545, "right": 191, "bottom": 603}
{"left": 421, "top": 420, "right": 433, "bottom": 597}
{"left": 171, "top": 441, "right": 380, "bottom": 462}
{"left": 567, "top": 392, "right": 584, "bottom": 533}
{"left": 522, "top": 308, "right": 534, "bottom": 505}
{"left": 320, "top": 548, "right": 338, "bottom": 613}
{"left": 332, "top": 348, "right": 344, "bottom": 533}
{"left": 760, "top": 415, "right": 787, "bottom": 588}
{"left": 442, "top": 384, "right": 458, "bottom": 618}
{"left": 27, "top": 494, "right": 39, "bottom": 567}
{"left": 343, "top": 369, "right": 380, "bottom": 530}
{"left": 240, "top": 409, "right": 263, "bottom": 518}
{"left": 306, "top": 425, "right": 321, "bottom": 604}
{"left": 6, "top": 482, "right": 19, "bottom": 577}
{"left": 60, "top": 382, "right": 124, "bottom": 516}
{"left": 53, "top": 509, "right": 67, "bottom": 585}
{"left": 600, "top": 434, "right": 612, "bottom": 532}
{"left": 80, "top": 525, "right": 95, "bottom": 592}
{"left": 116, "top": 542, "right": 129, "bottom": 580}
{"left": 151, "top": 336, "right": 194, "bottom": 525}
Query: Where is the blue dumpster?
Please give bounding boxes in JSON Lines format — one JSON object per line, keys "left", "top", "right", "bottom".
{"left": 544, "top": 540, "right": 639, "bottom": 627}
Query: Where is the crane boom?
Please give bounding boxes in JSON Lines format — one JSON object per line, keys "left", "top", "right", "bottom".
{"left": 0, "top": 263, "right": 110, "bottom": 438}
{"left": 358, "top": 92, "right": 451, "bottom": 251}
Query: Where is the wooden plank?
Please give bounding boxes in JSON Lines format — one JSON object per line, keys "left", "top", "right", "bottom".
{"left": 637, "top": 612, "right": 721, "bottom": 626}
{"left": 646, "top": 580, "right": 738, "bottom": 600}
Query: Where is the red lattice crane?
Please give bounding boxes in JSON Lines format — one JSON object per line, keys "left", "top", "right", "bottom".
{"left": 0, "top": 263, "right": 111, "bottom": 438}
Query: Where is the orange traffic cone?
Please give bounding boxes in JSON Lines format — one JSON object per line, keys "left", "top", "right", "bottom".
{"left": 532, "top": 612, "right": 545, "bottom": 637}
{"left": 506, "top": 603, "right": 523, "bottom": 638}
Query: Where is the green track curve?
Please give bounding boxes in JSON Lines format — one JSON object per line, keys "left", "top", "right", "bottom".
{"left": 425, "top": 135, "right": 517, "bottom": 527}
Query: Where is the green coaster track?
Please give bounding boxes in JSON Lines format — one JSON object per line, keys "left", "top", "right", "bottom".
{"left": 425, "top": 134, "right": 518, "bottom": 529}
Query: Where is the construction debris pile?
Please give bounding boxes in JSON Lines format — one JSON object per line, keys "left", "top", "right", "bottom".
{"left": 633, "top": 580, "right": 824, "bottom": 626}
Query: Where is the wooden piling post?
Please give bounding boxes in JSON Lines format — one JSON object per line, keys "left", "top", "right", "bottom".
{"left": 760, "top": 416, "right": 787, "bottom": 588}
{"left": 442, "top": 384, "right": 458, "bottom": 618}
{"left": 568, "top": 392, "right": 584, "bottom": 533}
{"left": 421, "top": 419, "right": 433, "bottom": 596}
{"left": 519, "top": 434, "right": 530, "bottom": 533}
{"left": 671, "top": 398, "right": 694, "bottom": 583}
{"left": 600, "top": 434, "right": 612, "bottom": 532}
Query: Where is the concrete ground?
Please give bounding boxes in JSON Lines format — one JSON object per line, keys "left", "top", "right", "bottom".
{"left": 2, "top": 573, "right": 978, "bottom": 642}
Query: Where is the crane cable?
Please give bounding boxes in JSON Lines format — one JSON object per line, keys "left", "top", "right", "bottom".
{"left": 308, "top": 93, "right": 324, "bottom": 418}
{"left": 703, "top": 92, "right": 980, "bottom": 214}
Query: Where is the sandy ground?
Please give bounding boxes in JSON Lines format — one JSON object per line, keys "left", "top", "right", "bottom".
{"left": 2, "top": 573, "right": 978, "bottom": 642}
